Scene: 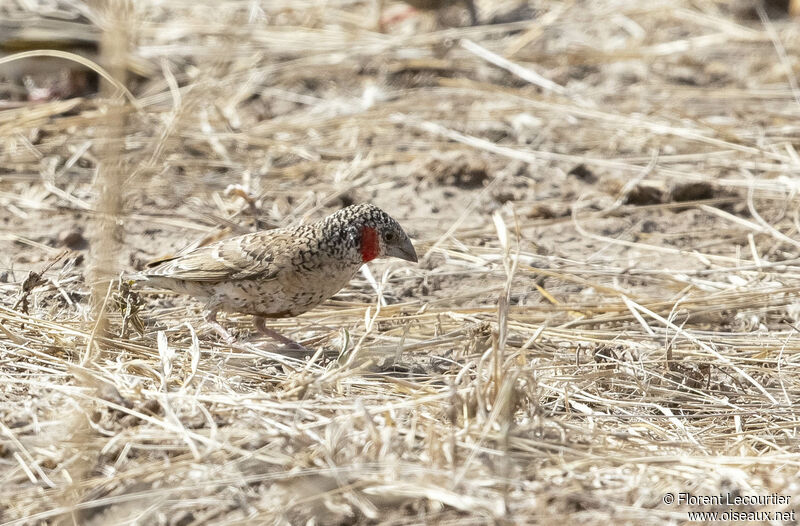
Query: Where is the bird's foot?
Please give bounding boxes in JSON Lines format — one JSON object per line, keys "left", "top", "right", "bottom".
{"left": 204, "top": 310, "right": 236, "bottom": 345}
{"left": 210, "top": 323, "right": 236, "bottom": 345}
{"left": 253, "top": 316, "right": 309, "bottom": 352}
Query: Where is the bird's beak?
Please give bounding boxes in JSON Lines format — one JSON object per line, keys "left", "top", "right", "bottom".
{"left": 391, "top": 236, "right": 418, "bottom": 263}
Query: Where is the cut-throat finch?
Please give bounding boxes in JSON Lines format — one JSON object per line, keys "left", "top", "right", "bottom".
{"left": 139, "top": 204, "right": 418, "bottom": 345}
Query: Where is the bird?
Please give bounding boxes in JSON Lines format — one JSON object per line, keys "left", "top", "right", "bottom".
{"left": 139, "top": 204, "right": 418, "bottom": 346}
{"left": 0, "top": 17, "right": 154, "bottom": 102}
{"left": 378, "top": 0, "right": 478, "bottom": 30}
{"left": 404, "top": 0, "right": 478, "bottom": 25}
{"left": 0, "top": 18, "right": 99, "bottom": 101}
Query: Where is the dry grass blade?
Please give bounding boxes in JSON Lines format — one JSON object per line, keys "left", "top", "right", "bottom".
{"left": 3, "top": 0, "right": 800, "bottom": 524}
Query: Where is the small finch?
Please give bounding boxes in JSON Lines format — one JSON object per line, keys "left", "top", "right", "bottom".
{"left": 139, "top": 204, "right": 418, "bottom": 345}
{"left": 379, "top": 0, "right": 478, "bottom": 28}
{"left": 403, "top": 0, "right": 478, "bottom": 24}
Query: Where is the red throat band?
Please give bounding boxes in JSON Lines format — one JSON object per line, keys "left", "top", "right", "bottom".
{"left": 360, "top": 226, "right": 379, "bottom": 262}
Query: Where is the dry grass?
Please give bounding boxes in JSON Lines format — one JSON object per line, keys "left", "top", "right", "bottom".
{"left": 3, "top": 0, "right": 800, "bottom": 524}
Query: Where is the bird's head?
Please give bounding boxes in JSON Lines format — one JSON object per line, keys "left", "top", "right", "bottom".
{"left": 330, "top": 204, "right": 418, "bottom": 264}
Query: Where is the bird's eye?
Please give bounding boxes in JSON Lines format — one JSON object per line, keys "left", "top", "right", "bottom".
{"left": 384, "top": 231, "right": 395, "bottom": 243}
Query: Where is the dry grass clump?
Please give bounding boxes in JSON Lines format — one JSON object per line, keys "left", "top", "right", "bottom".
{"left": 3, "top": 0, "right": 800, "bottom": 524}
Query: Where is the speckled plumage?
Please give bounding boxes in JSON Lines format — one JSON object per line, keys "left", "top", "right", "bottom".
{"left": 141, "top": 204, "right": 417, "bottom": 340}
{"left": 402, "top": 0, "right": 478, "bottom": 24}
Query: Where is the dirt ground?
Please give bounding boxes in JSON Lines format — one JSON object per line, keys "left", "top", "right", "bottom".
{"left": 3, "top": 0, "right": 800, "bottom": 524}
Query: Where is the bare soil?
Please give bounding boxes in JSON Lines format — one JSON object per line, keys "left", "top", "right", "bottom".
{"left": 2, "top": 1, "right": 800, "bottom": 524}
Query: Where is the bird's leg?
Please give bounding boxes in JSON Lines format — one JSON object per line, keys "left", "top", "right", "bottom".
{"left": 253, "top": 316, "right": 307, "bottom": 351}
{"left": 375, "top": 0, "right": 387, "bottom": 32}
{"left": 464, "top": 0, "right": 478, "bottom": 25}
{"left": 204, "top": 308, "right": 234, "bottom": 344}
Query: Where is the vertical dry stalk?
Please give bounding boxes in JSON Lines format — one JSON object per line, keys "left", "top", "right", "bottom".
{"left": 89, "top": 0, "right": 130, "bottom": 344}
{"left": 56, "top": 3, "right": 131, "bottom": 523}
{"left": 493, "top": 210, "right": 519, "bottom": 519}
{"left": 492, "top": 210, "right": 518, "bottom": 390}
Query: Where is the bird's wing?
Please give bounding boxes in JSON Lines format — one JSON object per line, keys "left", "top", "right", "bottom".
{"left": 145, "top": 230, "right": 295, "bottom": 282}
